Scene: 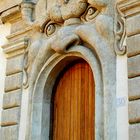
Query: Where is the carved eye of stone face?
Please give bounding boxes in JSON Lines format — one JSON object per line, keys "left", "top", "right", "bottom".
{"left": 44, "top": 22, "right": 59, "bottom": 36}
{"left": 81, "top": 6, "right": 99, "bottom": 22}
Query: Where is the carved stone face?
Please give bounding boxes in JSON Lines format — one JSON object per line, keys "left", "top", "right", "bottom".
{"left": 29, "top": 0, "right": 114, "bottom": 86}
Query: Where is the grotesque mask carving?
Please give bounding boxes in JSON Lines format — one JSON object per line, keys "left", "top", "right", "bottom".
{"left": 22, "top": 0, "right": 125, "bottom": 88}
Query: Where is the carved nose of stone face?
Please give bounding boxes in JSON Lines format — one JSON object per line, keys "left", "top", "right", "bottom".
{"left": 51, "top": 28, "right": 80, "bottom": 54}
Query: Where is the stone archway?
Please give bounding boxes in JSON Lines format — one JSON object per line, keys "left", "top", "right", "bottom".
{"left": 30, "top": 46, "right": 106, "bottom": 140}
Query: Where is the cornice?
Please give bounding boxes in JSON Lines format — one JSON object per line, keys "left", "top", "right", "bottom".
{"left": 119, "top": 0, "right": 140, "bottom": 17}
{"left": 0, "top": 0, "right": 22, "bottom": 13}
{"left": 2, "top": 38, "right": 28, "bottom": 58}
{"left": 0, "top": 6, "right": 21, "bottom": 24}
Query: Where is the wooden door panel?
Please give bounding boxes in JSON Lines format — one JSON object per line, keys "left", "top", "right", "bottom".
{"left": 52, "top": 60, "right": 95, "bottom": 140}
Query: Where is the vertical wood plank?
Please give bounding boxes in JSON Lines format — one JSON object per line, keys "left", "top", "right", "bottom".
{"left": 53, "top": 60, "right": 95, "bottom": 140}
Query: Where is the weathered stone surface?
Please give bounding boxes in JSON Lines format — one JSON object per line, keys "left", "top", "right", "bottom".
{"left": 129, "top": 123, "right": 140, "bottom": 140}
{"left": 6, "top": 55, "right": 24, "bottom": 75}
{"left": 11, "top": 20, "right": 28, "bottom": 34}
{"left": 128, "top": 77, "right": 140, "bottom": 100}
{"left": 0, "top": 0, "right": 22, "bottom": 13}
{"left": 0, "top": 0, "right": 136, "bottom": 140}
{"left": 1, "top": 125, "right": 19, "bottom": 140}
{"left": 3, "top": 90, "right": 22, "bottom": 109}
{"left": 127, "top": 34, "right": 140, "bottom": 57}
{"left": 126, "top": 14, "right": 140, "bottom": 36}
{"left": 5, "top": 72, "right": 23, "bottom": 92}
{"left": 129, "top": 100, "right": 140, "bottom": 123}
{"left": 1, "top": 107, "right": 20, "bottom": 126}
{"left": 120, "top": 0, "right": 140, "bottom": 18}
{"left": 128, "top": 55, "right": 140, "bottom": 78}
{"left": 2, "top": 38, "right": 28, "bottom": 58}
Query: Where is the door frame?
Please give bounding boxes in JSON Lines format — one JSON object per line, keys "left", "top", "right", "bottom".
{"left": 30, "top": 45, "right": 116, "bottom": 140}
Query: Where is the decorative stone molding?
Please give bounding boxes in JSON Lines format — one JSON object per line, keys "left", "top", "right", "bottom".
{"left": 0, "top": 0, "right": 22, "bottom": 13}
{"left": 115, "top": 2, "right": 127, "bottom": 55}
{"left": 2, "top": 38, "right": 28, "bottom": 58}
{"left": 0, "top": 6, "right": 21, "bottom": 24}
{"left": 119, "top": 0, "right": 140, "bottom": 17}
{"left": 0, "top": 0, "right": 135, "bottom": 140}
{"left": 1, "top": 38, "right": 29, "bottom": 140}
{"left": 20, "top": 0, "right": 118, "bottom": 140}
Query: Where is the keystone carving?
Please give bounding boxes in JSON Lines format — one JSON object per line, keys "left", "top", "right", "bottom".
{"left": 21, "top": 0, "right": 120, "bottom": 88}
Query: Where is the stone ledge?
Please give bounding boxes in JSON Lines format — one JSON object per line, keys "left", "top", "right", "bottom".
{"left": 0, "top": 0, "right": 22, "bottom": 13}
{"left": 0, "top": 6, "right": 21, "bottom": 24}
{"left": 119, "top": 0, "right": 140, "bottom": 17}
{"left": 2, "top": 38, "right": 28, "bottom": 58}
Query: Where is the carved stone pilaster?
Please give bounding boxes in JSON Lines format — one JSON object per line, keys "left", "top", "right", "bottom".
{"left": 1, "top": 38, "right": 28, "bottom": 140}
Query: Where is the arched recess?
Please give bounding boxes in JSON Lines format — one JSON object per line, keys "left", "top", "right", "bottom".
{"left": 30, "top": 45, "right": 116, "bottom": 140}
{"left": 52, "top": 59, "right": 95, "bottom": 140}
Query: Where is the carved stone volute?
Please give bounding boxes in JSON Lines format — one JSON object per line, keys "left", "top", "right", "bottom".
{"left": 114, "top": 2, "right": 127, "bottom": 55}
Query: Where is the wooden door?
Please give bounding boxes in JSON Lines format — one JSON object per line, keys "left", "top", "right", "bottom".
{"left": 52, "top": 60, "right": 95, "bottom": 140}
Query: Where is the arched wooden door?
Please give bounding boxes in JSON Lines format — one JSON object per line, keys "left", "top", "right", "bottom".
{"left": 52, "top": 59, "right": 95, "bottom": 140}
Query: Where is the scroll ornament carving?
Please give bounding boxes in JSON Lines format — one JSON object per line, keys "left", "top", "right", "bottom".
{"left": 115, "top": 3, "right": 127, "bottom": 55}
{"left": 23, "top": 39, "right": 30, "bottom": 89}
